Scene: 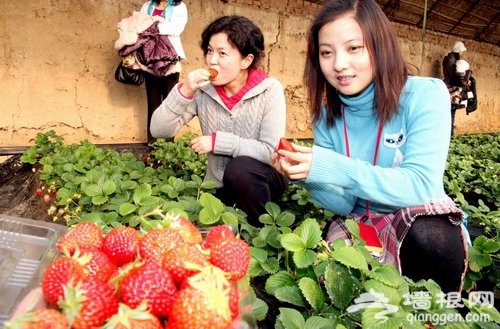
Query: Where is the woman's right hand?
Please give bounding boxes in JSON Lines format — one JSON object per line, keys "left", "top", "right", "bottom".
{"left": 179, "top": 68, "right": 212, "bottom": 98}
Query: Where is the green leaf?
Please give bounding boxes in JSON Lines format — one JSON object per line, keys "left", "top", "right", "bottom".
{"left": 298, "top": 277, "right": 325, "bottom": 312}
{"left": 133, "top": 183, "right": 153, "bottom": 204}
{"left": 275, "top": 211, "right": 295, "bottom": 227}
{"left": 331, "top": 246, "right": 369, "bottom": 270}
{"left": 264, "top": 202, "right": 282, "bottom": 219}
{"left": 293, "top": 249, "right": 317, "bottom": 268}
{"left": 250, "top": 297, "right": 268, "bottom": 321}
{"left": 55, "top": 187, "right": 72, "bottom": 201}
{"left": 92, "top": 195, "right": 108, "bottom": 205}
{"left": 324, "top": 262, "right": 358, "bottom": 309}
{"left": 277, "top": 308, "right": 305, "bottom": 329}
{"left": 361, "top": 307, "right": 414, "bottom": 329}
{"left": 295, "top": 218, "right": 322, "bottom": 249}
{"left": 305, "top": 317, "right": 335, "bottom": 329}
{"left": 250, "top": 247, "right": 268, "bottom": 263}
{"left": 260, "top": 257, "right": 280, "bottom": 274}
{"left": 265, "top": 271, "right": 296, "bottom": 295}
{"left": 363, "top": 264, "right": 403, "bottom": 288}
{"left": 119, "top": 202, "right": 137, "bottom": 216}
{"left": 101, "top": 180, "right": 116, "bottom": 195}
{"left": 84, "top": 184, "right": 102, "bottom": 197}
{"left": 275, "top": 286, "right": 305, "bottom": 306}
{"left": 198, "top": 193, "right": 225, "bottom": 225}
{"left": 281, "top": 233, "right": 305, "bottom": 252}
{"left": 363, "top": 280, "right": 402, "bottom": 306}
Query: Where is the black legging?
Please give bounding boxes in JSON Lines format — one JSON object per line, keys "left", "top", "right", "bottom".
{"left": 215, "top": 156, "right": 289, "bottom": 225}
{"left": 145, "top": 72, "right": 180, "bottom": 144}
{"left": 400, "top": 216, "right": 466, "bottom": 293}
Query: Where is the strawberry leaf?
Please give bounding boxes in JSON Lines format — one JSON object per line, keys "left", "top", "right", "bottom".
{"left": 331, "top": 246, "right": 369, "bottom": 271}
{"left": 280, "top": 233, "right": 305, "bottom": 252}
{"left": 293, "top": 249, "right": 317, "bottom": 268}
{"left": 362, "top": 265, "right": 404, "bottom": 288}
{"left": 199, "top": 193, "right": 225, "bottom": 225}
{"left": 118, "top": 202, "right": 137, "bottom": 216}
{"left": 295, "top": 218, "right": 322, "bottom": 249}
{"left": 275, "top": 286, "right": 305, "bottom": 306}
{"left": 324, "top": 261, "right": 359, "bottom": 309}
{"left": 277, "top": 308, "right": 305, "bottom": 329}
{"left": 298, "top": 277, "right": 325, "bottom": 312}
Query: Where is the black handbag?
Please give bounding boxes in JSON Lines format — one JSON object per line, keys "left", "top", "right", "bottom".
{"left": 114, "top": 62, "right": 144, "bottom": 85}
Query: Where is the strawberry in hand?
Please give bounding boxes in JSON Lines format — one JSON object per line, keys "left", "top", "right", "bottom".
{"left": 278, "top": 137, "right": 294, "bottom": 152}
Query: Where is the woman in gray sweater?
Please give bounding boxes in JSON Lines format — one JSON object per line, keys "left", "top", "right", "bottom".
{"left": 150, "top": 15, "right": 288, "bottom": 225}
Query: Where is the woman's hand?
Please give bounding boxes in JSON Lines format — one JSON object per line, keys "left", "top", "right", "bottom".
{"left": 179, "top": 68, "right": 212, "bottom": 98}
{"left": 9, "top": 287, "right": 46, "bottom": 321}
{"left": 271, "top": 143, "right": 313, "bottom": 181}
{"left": 190, "top": 135, "right": 213, "bottom": 154}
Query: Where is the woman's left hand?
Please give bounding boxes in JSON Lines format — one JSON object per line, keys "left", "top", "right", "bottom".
{"left": 271, "top": 143, "right": 313, "bottom": 181}
{"left": 190, "top": 135, "right": 213, "bottom": 154}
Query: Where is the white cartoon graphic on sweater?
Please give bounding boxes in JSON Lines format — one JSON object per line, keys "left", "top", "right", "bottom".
{"left": 383, "top": 129, "right": 406, "bottom": 167}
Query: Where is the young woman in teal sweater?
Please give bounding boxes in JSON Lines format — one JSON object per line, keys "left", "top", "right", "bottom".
{"left": 271, "top": 0, "right": 467, "bottom": 293}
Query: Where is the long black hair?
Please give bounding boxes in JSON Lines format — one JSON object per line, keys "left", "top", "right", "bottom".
{"left": 304, "top": 0, "right": 409, "bottom": 127}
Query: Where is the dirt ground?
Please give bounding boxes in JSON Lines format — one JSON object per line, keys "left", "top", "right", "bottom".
{"left": 0, "top": 155, "right": 51, "bottom": 222}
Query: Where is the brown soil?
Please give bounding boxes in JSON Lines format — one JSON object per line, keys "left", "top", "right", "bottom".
{"left": 0, "top": 155, "right": 52, "bottom": 222}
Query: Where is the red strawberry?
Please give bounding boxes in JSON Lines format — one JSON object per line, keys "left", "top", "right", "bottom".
{"left": 5, "top": 307, "right": 69, "bottom": 329}
{"left": 101, "top": 226, "right": 140, "bottom": 266}
{"left": 166, "top": 267, "right": 232, "bottom": 329}
{"left": 78, "top": 247, "right": 117, "bottom": 282}
{"left": 103, "top": 302, "right": 163, "bottom": 329}
{"left": 201, "top": 225, "right": 235, "bottom": 250}
{"left": 139, "top": 227, "right": 184, "bottom": 265}
{"left": 56, "top": 221, "right": 103, "bottom": 255}
{"left": 168, "top": 214, "right": 202, "bottom": 245}
{"left": 161, "top": 243, "right": 208, "bottom": 284}
{"left": 277, "top": 137, "right": 294, "bottom": 152}
{"left": 210, "top": 238, "right": 250, "bottom": 281}
{"left": 228, "top": 283, "right": 241, "bottom": 321}
{"left": 41, "top": 256, "right": 87, "bottom": 307}
{"left": 208, "top": 68, "right": 218, "bottom": 80}
{"left": 119, "top": 261, "right": 178, "bottom": 318}
{"left": 60, "top": 278, "right": 119, "bottom": 329}
{"left": 36, "top": 188, "right": 43, "bottom": 197}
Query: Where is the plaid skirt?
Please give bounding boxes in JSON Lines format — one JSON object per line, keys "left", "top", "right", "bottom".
{"left": 325, "top": 201, "right": 468, "bottom": 289}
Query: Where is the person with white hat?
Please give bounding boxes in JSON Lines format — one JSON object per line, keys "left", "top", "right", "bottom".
{"left": 442, "top": 41, "right": 470, "bottom": 135}
{"left": 442, "top": 41, "right": 467, "bottom": 87}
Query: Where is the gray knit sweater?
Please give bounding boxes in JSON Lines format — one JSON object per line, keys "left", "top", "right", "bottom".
{"left": 150, "top": 78, "right": 287, "bottom": 187}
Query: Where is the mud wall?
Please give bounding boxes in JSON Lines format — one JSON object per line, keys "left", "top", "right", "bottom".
{"left": 1, "top": 0, "right": 499, "bottom": 147}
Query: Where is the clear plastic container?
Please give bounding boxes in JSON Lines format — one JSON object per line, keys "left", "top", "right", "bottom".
{"left": 0, "top": 214, "right": 67, "bottom": 328}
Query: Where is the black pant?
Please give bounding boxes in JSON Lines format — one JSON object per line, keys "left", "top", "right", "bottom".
{"left": 144, "top": 72, "right": 180, "bottom": 144}
{"left": 215, "top": 156, "right": 289, "bottom": 225}
{"left": 451, "top": 107, "right": 457, "bottom": 136}
{"left": 400, "top": 216, "right": 466, "bottom": 293}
